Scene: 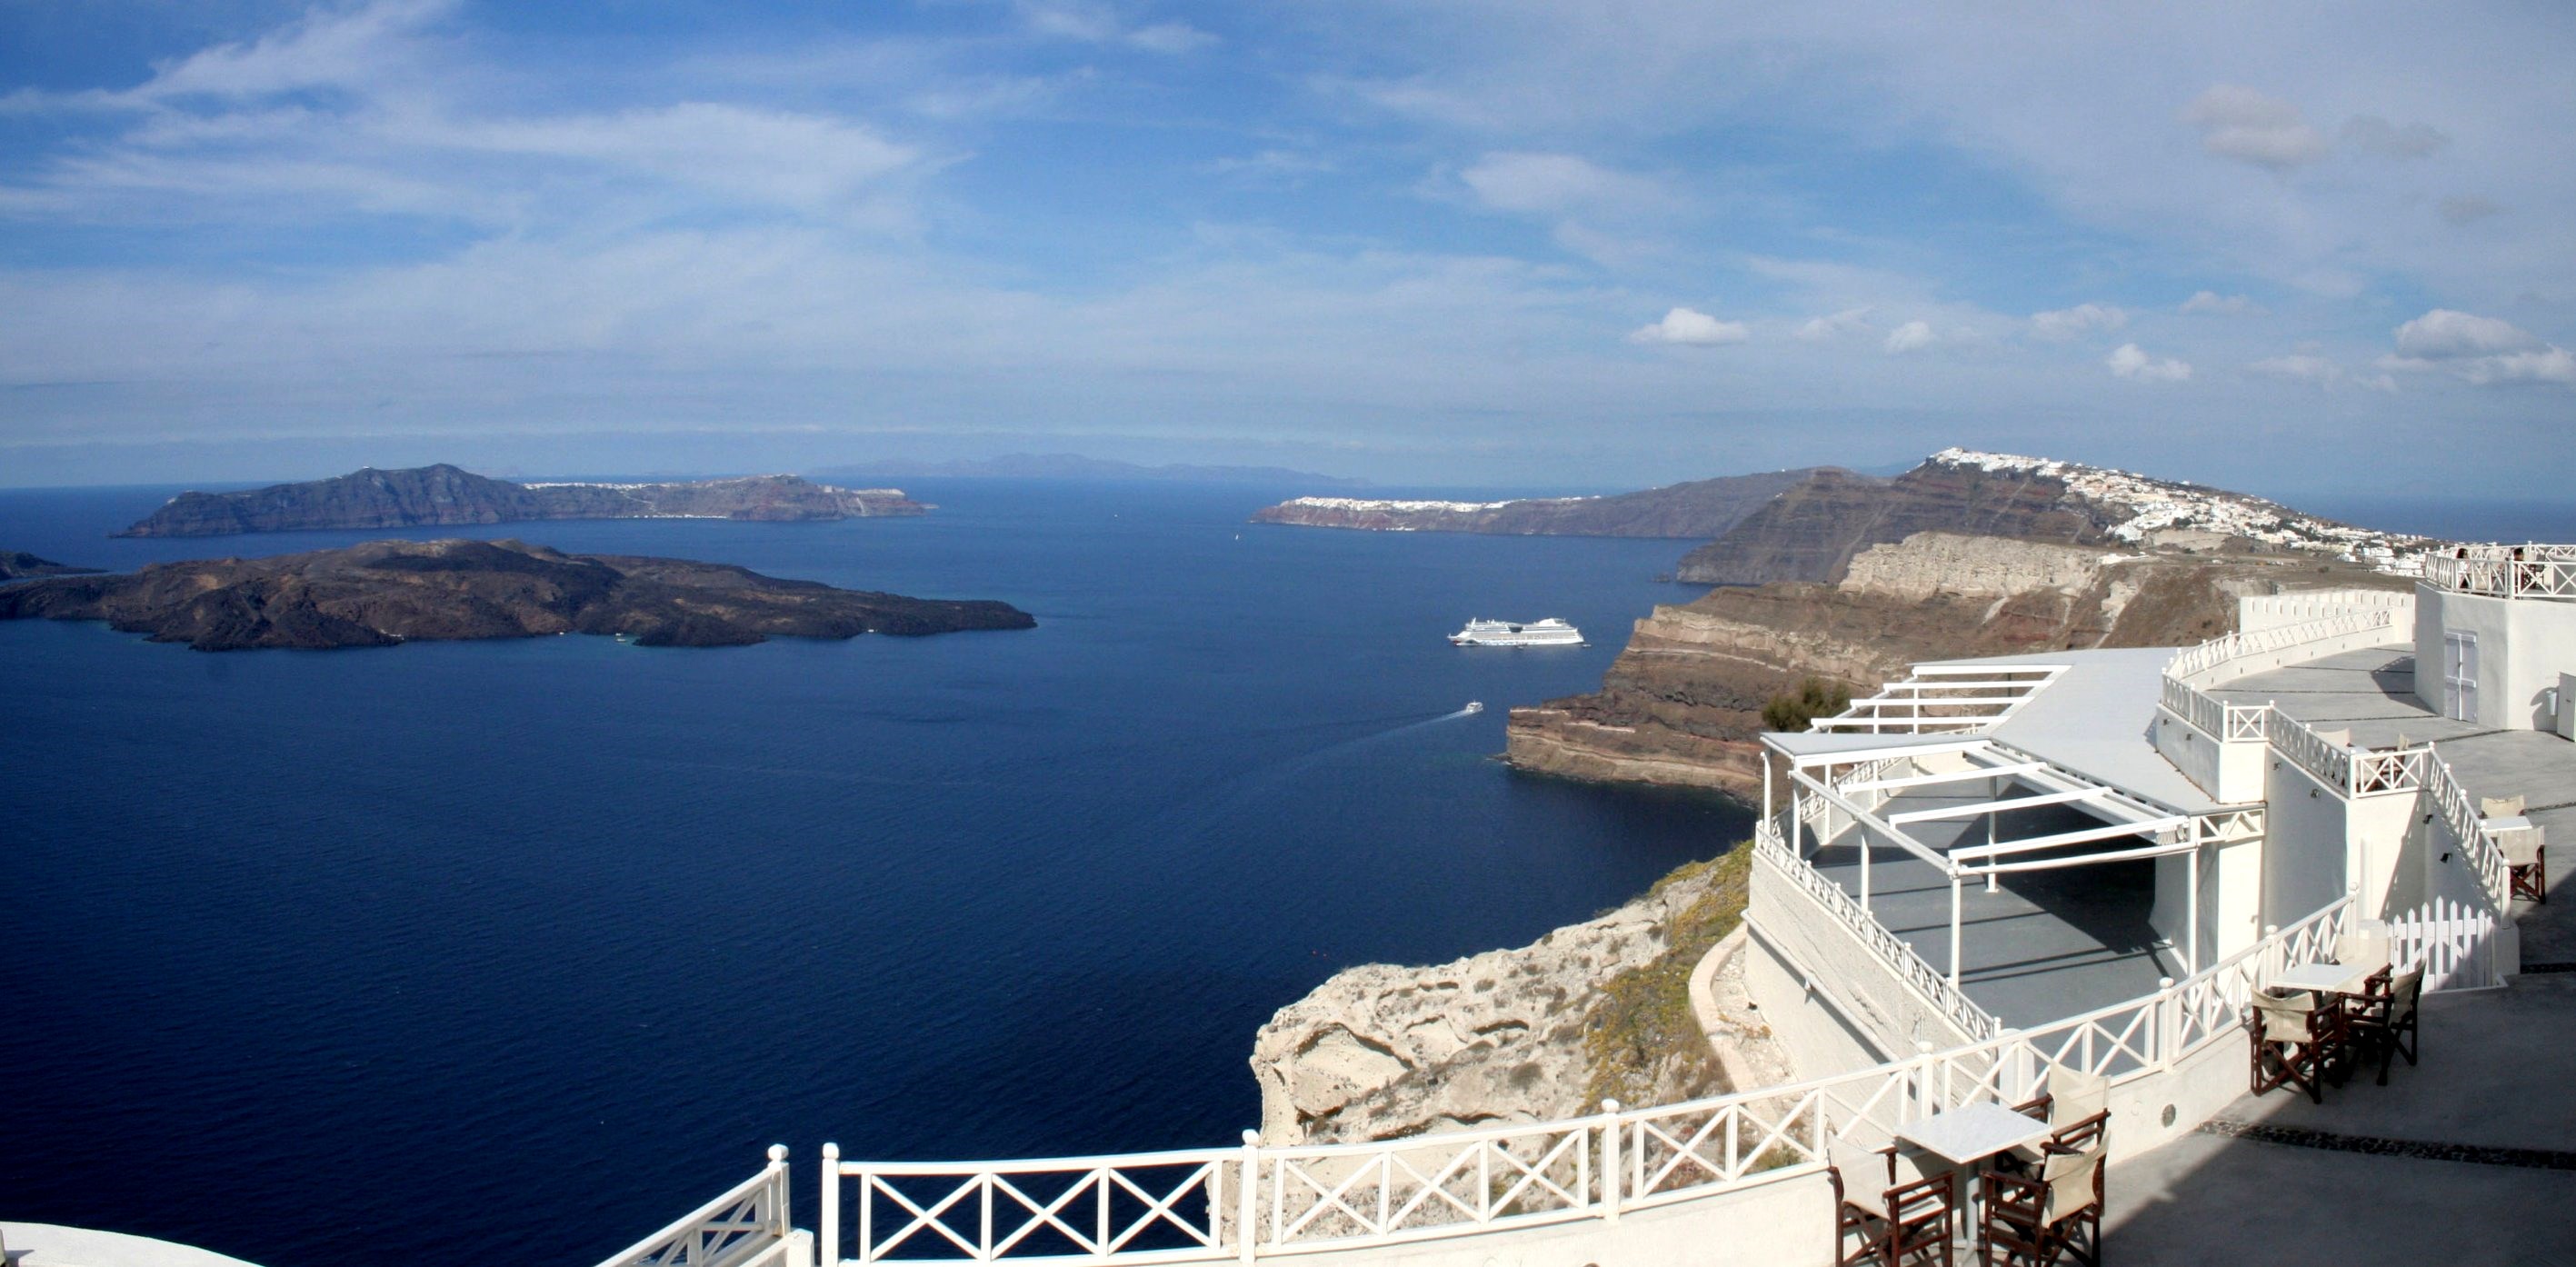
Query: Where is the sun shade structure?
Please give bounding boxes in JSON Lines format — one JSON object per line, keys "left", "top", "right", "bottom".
{"left": 1806, "top": 663, "right": 2067, "bottom": 733}
{"left": 1764, "top": 664, "right": 2236, "bottom": 990}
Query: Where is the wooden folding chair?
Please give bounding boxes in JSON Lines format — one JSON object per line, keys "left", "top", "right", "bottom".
{"left": 2349, "top": 967, "right": 2423, "bottom": 1085}
{"left": 1977, "top": 1143, "right": 2102, "bottom": 1266}
{"left": 1828, "top": 1132, "right": 1956, "bottom": 1266}
{"left": 2249, "top": 989, "right": 2341, "bottom": 1102}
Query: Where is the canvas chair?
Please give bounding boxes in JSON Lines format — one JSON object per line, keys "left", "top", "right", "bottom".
{"left": 2503, "top": 824, "right": 2547, "bottom": 903}
{"left": 1828, "top": 1132, "right": 1956, "bottom": 1266}
{"left": 2002, "top": 1070, "right": 2109, "bottom": 1171}
{"left": 2349, "top": 967, "right": 2424, "bottom": 1085}
{"left": 2481, "top": 794, "right": 2526, "bottom": 821}
{"left": 1977, "top": 1142, "right": 2102, "bottom": 1267}
{"left": 2249, "top": 989, "right": 2342, "bottom": 1103}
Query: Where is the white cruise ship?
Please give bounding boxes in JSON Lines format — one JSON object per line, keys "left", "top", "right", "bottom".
{"left": 1449, "top": 617, "right": 1585, "bottom": 646}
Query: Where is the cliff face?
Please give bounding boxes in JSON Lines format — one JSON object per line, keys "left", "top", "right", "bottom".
{"left": 115, "top": 465, "right": 927, "bottom": 537}
{"left": 1508, "top": 531, "right": 2407, "bottom": 797}
{"left": 1250, "top": 850, "right": 1750, "bottom": 1144}
{"left": 0, "top": 538, "right": 1034, "bottom": 650}
{"left": 1249, "top": 469, "right": 1823, "bottom": 539}
{"left": 1672, "top": 463, "right": 2109, "bottom": 586}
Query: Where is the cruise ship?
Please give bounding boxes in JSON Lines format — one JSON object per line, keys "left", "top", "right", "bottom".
{"left": 1450, "top": 617, "right": 1585, "bottom": 647}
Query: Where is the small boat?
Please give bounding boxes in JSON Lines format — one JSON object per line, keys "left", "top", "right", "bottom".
{"left": 1463, "top": 702, "right": 1484, "bottom": 713}
{"left": 1450, "top": 617, "right": 1585, "bottom": 647}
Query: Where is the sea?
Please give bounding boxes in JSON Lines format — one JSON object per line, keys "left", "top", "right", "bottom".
{"left": 0, "top": 479, "right": 1752, "bottom": 1267}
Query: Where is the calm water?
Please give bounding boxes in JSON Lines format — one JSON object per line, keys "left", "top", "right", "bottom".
{"left": 0, "top": 480, "right": 1745, "bottom": 1267}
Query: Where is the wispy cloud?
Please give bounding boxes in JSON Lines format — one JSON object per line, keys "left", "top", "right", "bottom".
{"left": 2106, "top": 343, "right": 2191, "bottom": 382}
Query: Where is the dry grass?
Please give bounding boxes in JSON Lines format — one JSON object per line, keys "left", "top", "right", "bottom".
{"left": 1580, "top": 843, "right": 1753, "bottom": 1108}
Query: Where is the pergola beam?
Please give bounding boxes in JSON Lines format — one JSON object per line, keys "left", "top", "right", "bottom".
{"left": 1836, "top": 761, "right": 2049, "bottom": 795}
{"left": 1886, "top": 786, "right": 2112, "bottom": 825}
{"left": 1787, "top": 768, "right": 1955, "bottom": 873}
{"left": 1967, "top": 836, "right": 2199, "bottom": 875}
{"left": 1950, "top": 816, "right": 2189, "bottom": 863}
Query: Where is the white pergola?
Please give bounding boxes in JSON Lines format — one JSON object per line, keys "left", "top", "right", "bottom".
{"left": 1761, "top": 733, "right": 2211, "bottom": 984}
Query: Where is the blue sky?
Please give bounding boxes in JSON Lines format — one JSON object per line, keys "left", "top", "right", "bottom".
{"left": 2, "top": 1, "right": 2571, "bottom": 496}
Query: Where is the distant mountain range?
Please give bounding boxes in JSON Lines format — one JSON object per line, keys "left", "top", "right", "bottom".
{"left": 816, "top": 454, "right": 1369, "bottom": 485}
{"left": 115, "top": 464, "right": 925, "bottom": 538}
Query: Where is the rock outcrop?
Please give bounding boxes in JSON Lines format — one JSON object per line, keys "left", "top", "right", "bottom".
{"left": 0, "top": 537, "right": 1035, "bottom": 650}
{"left": 1251, "top": 850, "right": 1752, "bottom": 1144}
{"left": 1250, "top": 469, "right": 1823, "bottom": 539}
{"left": 1, "top": 551, "right": 99, "bottom": 580}
{"left": 115, "top": 465, "right": 927, "bottom": 537}
{"left": 1508, "top": 530, "right": 2411, "bottom": 798}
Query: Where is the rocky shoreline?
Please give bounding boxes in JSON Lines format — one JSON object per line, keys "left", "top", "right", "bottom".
{"left": 1249, "top": 848, "right": 1762, "bottom": 1145}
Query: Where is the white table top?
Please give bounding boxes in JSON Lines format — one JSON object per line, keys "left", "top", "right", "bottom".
{"left": 1895, "top": 1102, "right": 2052, "bottom": 1165}
{"left": 2488, "top": 815, "right": 2535, "bottom": 834}
{"left": 2271, "top": 961, "right": 2374, "bottom": 994}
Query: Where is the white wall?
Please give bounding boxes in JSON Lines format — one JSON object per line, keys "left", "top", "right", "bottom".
{"left": 1743, "top": 862, "right": 1978, "bottom": 1067}
{"left": 2261, "top": 758, "right": 2349, "bottom": 930}
{"left": 2415, "top": 584, "right": 2576, "bottom": 730}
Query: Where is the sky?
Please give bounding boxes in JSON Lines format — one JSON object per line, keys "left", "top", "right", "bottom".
{"left": 1, "top": 1, "right": 2571, "bottom": 496}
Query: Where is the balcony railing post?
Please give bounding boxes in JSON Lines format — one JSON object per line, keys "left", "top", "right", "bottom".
{"left": 1236, "top": 1131, "right": 1260, "bottom": 1265}
{"left": 770, "top": 1144, "right": 792, "bottom": 1240}
{"left": 1599, "top": 1099, "right": 1622, "bottom": 1223}
{"left": 820, "top": 1142, "right": 840, "bottom": 1267}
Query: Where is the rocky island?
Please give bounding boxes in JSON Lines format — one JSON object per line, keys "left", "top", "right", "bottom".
{"left": 1248, "top": 468, "right": 1822, "bottom": 538}
{"left": 115, "top": 464, "right": 927, "bottom": 538}
{"left": 1, "top": 551, "right": 100, "bottom": 580}
{"left": 0, "top": 538, "right": 1034, "bottom": 651}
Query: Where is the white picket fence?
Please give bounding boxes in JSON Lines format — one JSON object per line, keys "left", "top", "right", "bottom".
{"left": 2385, "top": 897, "right": 2501, "bottom": 992}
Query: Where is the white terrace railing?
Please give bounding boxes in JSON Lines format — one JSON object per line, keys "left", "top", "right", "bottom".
{"left": 2163, "top": 608, "right": 2399, "bottom": 688}
{"left": 799, "top": 896, "right": 2351, "bottom": 1267}
{"left": 1752, "top": 817, "right": 2002, "bottom": 1043}
{"left": 2424, "top": 544, "right": 2576, "bottom": 601}
{"left": 597, "top": 1146, "right": 800, "bottom": 1267}
{"left": 2156, "top": 673, "right": 2266, "bottom": 742}
{"left": 2261, "top": 709, "right": 2434, "bottom": 799}
{"left": 2417, "top": 745, "right": 2515, "bottom": 911}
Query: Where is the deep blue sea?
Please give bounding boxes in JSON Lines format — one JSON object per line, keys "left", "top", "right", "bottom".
{"left": 0, "top": 480, "right": 1749, "bottom": 1267}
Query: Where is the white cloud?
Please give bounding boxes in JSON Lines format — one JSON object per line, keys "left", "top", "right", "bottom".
{"left": 2181, "top": 291, "right": 2264, "bottom": 316}
{"left": 2341, "top": 115, "right": 2448, "bottom": 159}
{"left": 1796, "top": 305, "right": 1873, "bottom": 341}
{"left": 1628, "top": 306, "right": 1747, "bottom": 346}
{"left": 1883, "top": 320, "right": 1936, "bottom": 354}
{"left": 2439, "top": 195, "right": 2501, "bottom": 225}
{"left": 2393, "top": 308, "right": 2540, "bottom": 359}
{"left": 2029, "top": 303, "right": 2127, "bottom": 342}
{"left": 2381, "top": 309, "right": 2574, "bottom": 388}
{"left": 2247, "top": 354, "right": 2341, "bottom": 388}
{"left": 2106, "top": 343, "right": 2191, "bottom": 382}
{"left": 2182, "top": 85, "right": 2328, "bottom": 171}
{"left": 1455, "top": 151, "right": 1664, "bottom": 216}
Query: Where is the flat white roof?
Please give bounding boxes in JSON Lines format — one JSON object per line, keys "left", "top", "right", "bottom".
{"left": 1912, "top": 647, "right": 2223, "bottom": 814}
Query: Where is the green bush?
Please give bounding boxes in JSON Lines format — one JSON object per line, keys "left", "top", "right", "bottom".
{"left": 1761, "top": 677, "right": 1852, "bottom": 733}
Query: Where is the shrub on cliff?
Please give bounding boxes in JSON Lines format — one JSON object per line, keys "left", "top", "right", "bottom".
{"left": 1581, "top": 843, "right": 1753, "bottom": 1108}
{"left": 1761, "top": 677, "right": 1852, "bottom": 733}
